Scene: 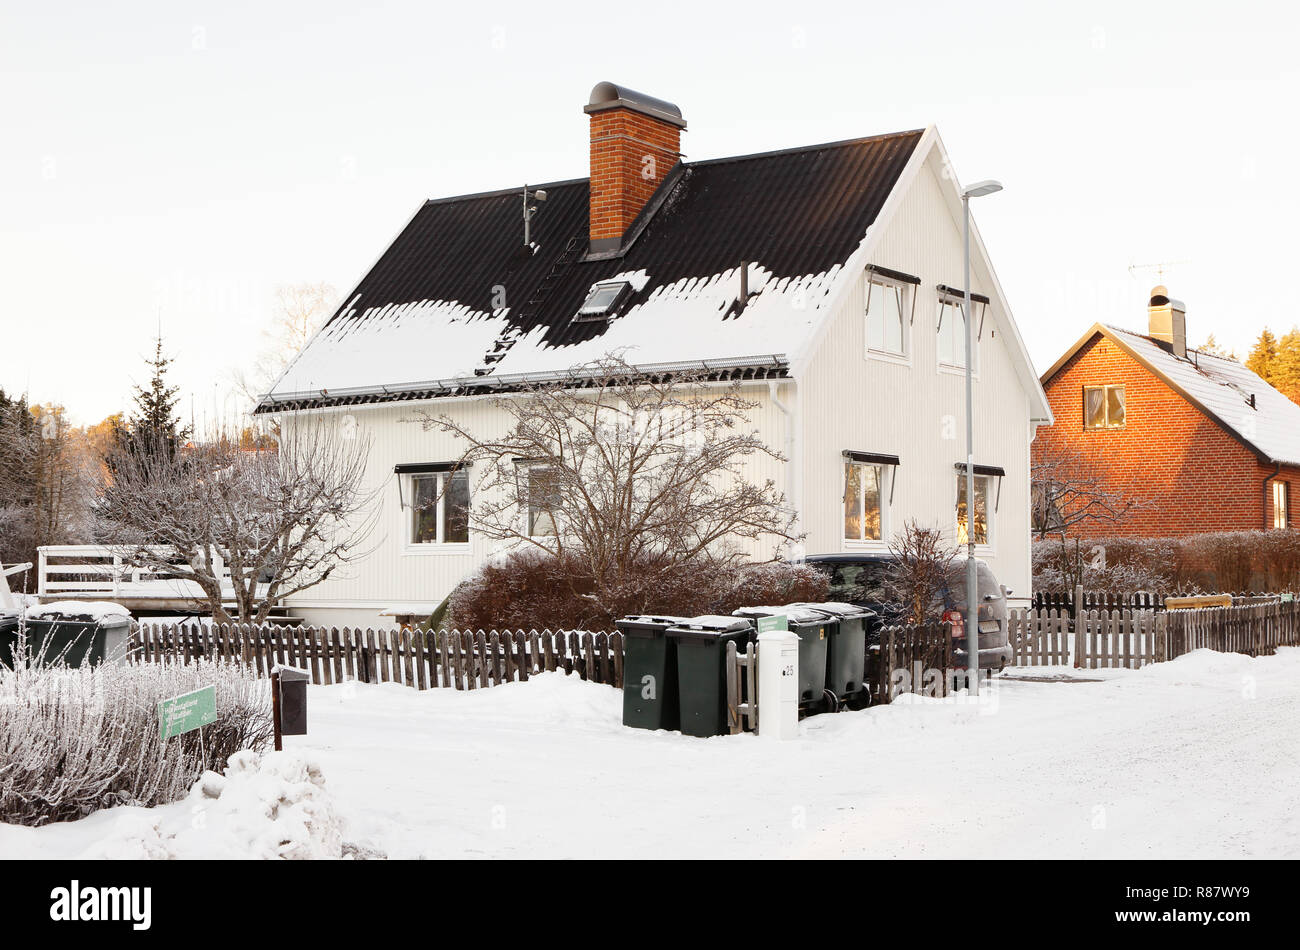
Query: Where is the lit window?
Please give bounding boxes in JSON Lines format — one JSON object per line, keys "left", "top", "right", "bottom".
{"left": 1274, "top": 480, "right": 1290, "bottom": 529}
{"left": 937, "top": 297, "right": 978, "bottom": 370}
{"left": 575, "top": 281, "right": 631, "bottom": 321}
{"left": 865, "top": 277, "right": 908, "bottom": 357}
{"left": 409, "top": 470, "right": 470, "bottom": 545}
{"left": 527, "top": 465, "right": 560, "bottom": 537}
{"left": 1083, "top": 385, "right": 1126, "bottom": 429}
{"left": 956, "top": 474, "right": 991, "bottom": 546}
{"left": 844, "top": 462, "right": 885, "bottom": 542}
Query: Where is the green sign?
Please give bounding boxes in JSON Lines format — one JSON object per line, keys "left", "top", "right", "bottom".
{"left": 756, "top": 614, "right": 788, "bottom": 634}
{"left": 158, "top": 686, "right": 217, "bottom": 739}
{"left": 1282, "top": 593, "right": 1295, "bottom": 604}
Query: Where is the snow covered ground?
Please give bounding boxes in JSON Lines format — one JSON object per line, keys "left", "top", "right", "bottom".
{"left": 4, "top": 648, "right": 1299, "bottom": 859}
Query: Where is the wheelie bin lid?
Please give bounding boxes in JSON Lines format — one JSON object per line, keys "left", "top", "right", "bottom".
{"left": 786, "top": 601, "right": 875, "bottom": 621}
{"left": 615, "top": 615, "right": 687, "bottom": 638}
{"left": 732, "top": 605, "right": 826, "bottom": 626}
{"left": 665, "top": 615, "right": 755, "bottom": 643}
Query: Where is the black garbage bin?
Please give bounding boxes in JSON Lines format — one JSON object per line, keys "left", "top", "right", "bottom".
{"left": 616, "top": 615, "right": 686, "bottom": 731}
{"left": 276, "top": 665, "right": 310, "bottom": 736}
{"left": 790, "top": 602, "right": 874, "bottom": 702}
{"left": 732, "top": 605, "right": 830, "bottom": 706}
{"left": 21, "top": 605, "right": 133, "bottom": 668}
{"left": 0, "top": 612, "right": 19, "bottom": 669}
{"left": 665, "top": 616, "right": 755, "bottom": 738}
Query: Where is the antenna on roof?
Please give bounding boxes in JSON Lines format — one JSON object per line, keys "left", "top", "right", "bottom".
{"left": 1128, "top": 259, "right": 1188, "bottom": 282}
{"left": 522, "top": 185, "right": 547, "bottom": 246}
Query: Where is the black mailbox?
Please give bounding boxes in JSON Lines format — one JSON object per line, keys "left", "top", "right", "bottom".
{"left": 277, "top": 666, "right": 310, "bottom": 736}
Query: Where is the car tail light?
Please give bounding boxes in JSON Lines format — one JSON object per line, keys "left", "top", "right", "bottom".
{"left": 943, "top": 609, "right": 964, "bottom": 636}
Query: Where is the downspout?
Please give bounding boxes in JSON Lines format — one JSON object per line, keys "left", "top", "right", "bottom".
{"left": 769, "top": 380, "right": 800, "bottom": 555}
{"left": 1264, "top": 461, "right": 1281, "bottom": 530}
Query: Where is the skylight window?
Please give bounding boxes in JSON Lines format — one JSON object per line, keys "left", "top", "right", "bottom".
{"left": 574, "top": 281, "right": 632, "bottom": 322}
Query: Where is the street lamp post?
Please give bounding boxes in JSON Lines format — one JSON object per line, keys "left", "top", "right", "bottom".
{"left": 961, "top": 179, "right": 1002, "bottom": 696}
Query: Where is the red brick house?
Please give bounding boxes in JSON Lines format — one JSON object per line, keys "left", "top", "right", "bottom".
{"left": 1034, "top": 287, "right": 1300, "bottom": 537}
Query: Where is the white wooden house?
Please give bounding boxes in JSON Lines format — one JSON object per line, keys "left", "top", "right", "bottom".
{"left": 259, "top": 82, "right": 1053, "bottom": 627}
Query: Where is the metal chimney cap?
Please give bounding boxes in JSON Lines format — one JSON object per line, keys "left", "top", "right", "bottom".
{"left": 585, "top": 81, "right": 687, "bottom": 129}
{"left": 1149, "top": 285, "right": 1185, "bottom": 310}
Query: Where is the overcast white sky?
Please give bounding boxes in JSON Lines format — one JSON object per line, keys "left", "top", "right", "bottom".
{"left": 3, "top": 0, "right": 1298, "bottom": 424}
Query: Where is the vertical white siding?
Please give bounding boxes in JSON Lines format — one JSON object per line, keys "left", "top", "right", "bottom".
{"left": 796, "top": 150, "right": 1034, "bottom": 600}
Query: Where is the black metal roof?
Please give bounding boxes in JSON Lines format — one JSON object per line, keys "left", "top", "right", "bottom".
{"left": 261, "top": 129, "right": 923, "bottom": 412}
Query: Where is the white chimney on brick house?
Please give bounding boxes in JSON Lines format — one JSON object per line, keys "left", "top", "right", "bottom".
{"left": 1147, "top": 285, "right": 1187, "bottom": 359}
{"left": 584, "top": 82, "right": 686, "bottom": 255}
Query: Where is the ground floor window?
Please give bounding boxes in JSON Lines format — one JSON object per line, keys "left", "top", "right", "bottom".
{"left": 526, "top": 465, "right": 560, "bottom": 537}
{"left": 409, "top": 469, "right": 470, "bottom": 545}
{"left": 844, "top": 461, "right": 885, "bottom": 542}
{"left": 1274, "top": 480, "right": 1290, "bottom": 529}
{"left": 956, "top": 473, "right": 991, "bottom": 546}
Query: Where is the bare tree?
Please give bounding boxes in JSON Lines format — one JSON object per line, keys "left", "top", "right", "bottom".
{"left": 416, "top": 356, "right": 800, "bottom": 620}
{"left": 100, "top": 418, "right": 378, "bottom": 624}
{"left": 1031, "top": 443, "right": 1144, "bottom": 540}
{"left": 882, "top": 520, "right": 961, "bottom": 624}
{"left": 231, "top": 282, "right": 337, "bottom": 411}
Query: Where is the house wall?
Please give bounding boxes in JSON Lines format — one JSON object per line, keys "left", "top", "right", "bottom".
{"left": 1035, "top": 333, "right": 1300, "bottom": 536}
{"left": 279, "top": 384, "right": 793, "bottom": 626}
{"left": 796, "top": 152, "right": 1036, "bottom": 602}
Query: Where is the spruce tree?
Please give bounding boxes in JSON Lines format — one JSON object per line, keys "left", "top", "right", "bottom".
{"left": 1245, "top": 329, "right": 1280, "bottom": 383}
{"left": 120, "top": 335, "right": 191, "bottom": 459}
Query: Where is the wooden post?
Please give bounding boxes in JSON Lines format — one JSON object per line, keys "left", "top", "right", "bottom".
{"left": 270, "top": 670, "right": 283, "bottom": 752}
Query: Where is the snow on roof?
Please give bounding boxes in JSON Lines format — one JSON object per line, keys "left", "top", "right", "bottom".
{"left": 261, "top": 131, "right": 924, "bottom": 408}
{"left": 1108, "top": 325, "right": 1300, "bottom": 466}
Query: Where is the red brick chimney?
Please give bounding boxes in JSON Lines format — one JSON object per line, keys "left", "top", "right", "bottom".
{"left": 584, "top": 82, "right": 685, "bottom": 254}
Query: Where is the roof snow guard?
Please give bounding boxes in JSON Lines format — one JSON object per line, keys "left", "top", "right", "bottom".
{"left": 258, "top": 129, "right": 923, "bottom": 413}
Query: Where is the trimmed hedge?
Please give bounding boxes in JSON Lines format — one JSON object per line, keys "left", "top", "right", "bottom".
{"left": 447, "top": 550, "right": 829, "bottom": 633}
{"left": 1033, "top": 530, "right": 1300, "bottom": 594}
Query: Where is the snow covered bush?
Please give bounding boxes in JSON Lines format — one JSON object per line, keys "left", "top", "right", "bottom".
{"left": 0, "top": 656, "right": 273, "bottom": 827}
{"left": 447, "top": 549, "right": 827, "bottom": 633}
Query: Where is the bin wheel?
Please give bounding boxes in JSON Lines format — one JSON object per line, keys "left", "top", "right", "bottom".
{"left": 822, "top": 689, "right": 843, "bottom": 713}
{"left": 846, "top": 689, "right": 872, "bottom": 711}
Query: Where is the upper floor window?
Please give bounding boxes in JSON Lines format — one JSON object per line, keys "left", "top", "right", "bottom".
{"left": 409, "top": 469, "right": 470, "bottom": 545}
{"left": 1274, "top": 480, "right": 1291, "bottom": 529}
{"left": 936, "top": 296, "right": 978, "bottom": 370}
{"left": 1083, "top": 385, "right": 1126, "bottom": 429}
{"left": 865, "top": 276, "right": 909, "bottom": 358}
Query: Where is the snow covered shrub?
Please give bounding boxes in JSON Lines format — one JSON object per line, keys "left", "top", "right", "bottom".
{"left": 0, "top": 656, "right": 273, "bottom": 827}
{"left": 447, "top": 549, "right": 826, "bottom": 633}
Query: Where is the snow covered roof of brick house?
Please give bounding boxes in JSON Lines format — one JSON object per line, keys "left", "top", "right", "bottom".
{"left": 1043, "top": 322, "right": 1300, "bottom": 467}
{"left": 259, "top": 127, "right": 925, "bottom": 411}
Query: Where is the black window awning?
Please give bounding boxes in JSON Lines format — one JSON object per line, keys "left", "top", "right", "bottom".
{"left": 954, "top": 462, "right": 1005, "bottom": 477}
{"left": 866, "top": 264, "right": 921, "bottom": 286}
{"left": 843, "top": 450, "right": 901, "bottom": 467}
{"left": 936, "top": 284, "right": 991, "bottom": 306}
{"left": 393, "top": 462, "right": 463, "bottom": 475}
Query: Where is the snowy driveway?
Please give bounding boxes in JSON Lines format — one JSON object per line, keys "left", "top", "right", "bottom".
{"left": 306, "top": 648, "right": 1300, "bottom": 859}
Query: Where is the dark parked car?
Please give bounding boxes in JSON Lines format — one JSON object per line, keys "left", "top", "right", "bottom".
{"left": 803, "top": 553, "right": 1013, "bottom": 672}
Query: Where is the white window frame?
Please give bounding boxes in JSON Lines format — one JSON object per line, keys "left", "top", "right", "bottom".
{"left": 1083, "top": 384, "right": 1126, "bottom": 430}
{"left": 955, "top": 472, "right": 995, "bottom": 552}
{"left": 842, "top": 460, "right": 891, "bottom": 549}
{"left": 936, "top": 295, "right": 980, "bottom": 376}
{"left": 524, "top": 464, "right": 560, "bottom": 539}
{"left": 864, "top": 273, "right": 912, "bottom": 364}
{"left": 1273, "top": 480, "right": 1290, "bottom": 530}
{"left": 403, "top": 470, "right": 471, "bottom": 554}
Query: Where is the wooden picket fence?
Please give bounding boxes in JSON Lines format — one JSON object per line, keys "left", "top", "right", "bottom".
{"left": 1010, "top": 599, "right": 1300, "bottom": 670}
{"left": 1031, "top": 587, "right": 1284, "bottom": 618}
{"left": 130, "top": 623, "right": 625, "bottom": 691}
{"left": 871, "top": 622, "right": 955, "bottom": 703}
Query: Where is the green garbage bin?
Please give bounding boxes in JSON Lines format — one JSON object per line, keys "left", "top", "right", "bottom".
{"left": 21, "top": 605, "right": 133, "bottom": 668}
{"left": 790, "top": 602, "right": 874, "bottom": 701}
{"left": 666, "top": 616, "right": 755, "bottom": 738}
{"left": 733, "top": 605, "right": 830, "bottom": 706}
{"left": 616, "top": 615, "right": 686, "bottom": 731}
